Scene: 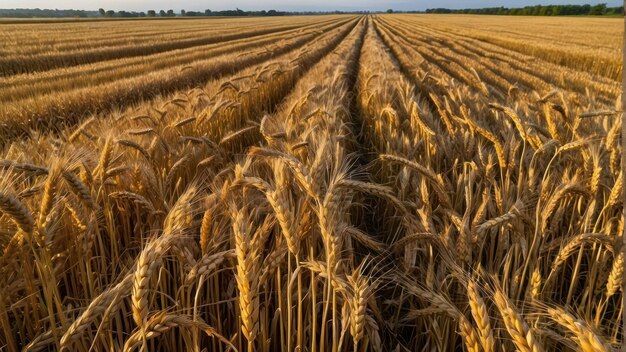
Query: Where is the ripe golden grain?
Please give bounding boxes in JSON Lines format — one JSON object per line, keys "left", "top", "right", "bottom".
{"left": 0, "top": 14, "right": 621, "bottom": 352}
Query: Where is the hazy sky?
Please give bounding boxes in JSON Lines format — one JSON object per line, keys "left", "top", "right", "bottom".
{"left": 3, "top": 0, "right": 622, "bottom": 12}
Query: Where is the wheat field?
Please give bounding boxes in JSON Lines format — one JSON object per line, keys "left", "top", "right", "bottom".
{"left": 0, "top": 14, "right": 623, "bottom": 351}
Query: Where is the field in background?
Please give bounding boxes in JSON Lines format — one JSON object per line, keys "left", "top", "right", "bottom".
{"left": 0, "top": 14, "right": 622, "bottom": 351}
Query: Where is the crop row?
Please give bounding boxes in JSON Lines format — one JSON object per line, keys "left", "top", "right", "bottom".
{"left": 0, "top": 16, "right": 344, "bottom": 75}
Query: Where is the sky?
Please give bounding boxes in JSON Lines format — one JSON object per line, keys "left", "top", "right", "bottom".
{"left": 2, "top": 0, "right": 623, "bottom": 12}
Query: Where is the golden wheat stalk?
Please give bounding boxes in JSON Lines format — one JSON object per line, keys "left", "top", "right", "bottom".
{"left": 547, "top": 307, "right": 611, "bottom": 352}
{"left": 468, "top": 280, "right": 495, "bottom": 352}
{"left": 123, "top": 312, "right": 233, "bottom": 351}
{"left": 493, "top": 288, "right": 544, "bottom": 352}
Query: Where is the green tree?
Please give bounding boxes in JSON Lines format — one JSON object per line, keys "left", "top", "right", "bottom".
{"left": 159, "top": 9, "right": 166, "bottom": 16}
{"left": 386, "top": 8, "right": 393, "bottom": 13}
{"left": 550, "top": 5, "right": 560, "bottom": 16}
{"left": 167, "top": 9, "right": 174, "bottom": 16}
{"left": 147, "top": 10, "right": 156, "bottom": 16}
{"left": 98, "top": 8, "right": 105, "bottom": 16}
{"left": 181, "top": 9, "right": 186, "bottom": 16}
{"left": 589, "top": 3, "right": 607, "bottom": 15}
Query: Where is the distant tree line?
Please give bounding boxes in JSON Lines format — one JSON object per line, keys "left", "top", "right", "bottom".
{"left": 99, "top": 8, "right": 148, "bottom": 17}
{"left": 424, "top": 3, "right": 623, "bottom": 16}
{"left": 0, "top": 8, "right": 99, "bottom": 18}
{"left": 0, "top": 7, "right": 292, "bottom": 18}
{"left": 7, "top": 6, "right": 620, "bottom": 19}
{"left": 190, "top": 8, "right": 286, "bottom": 16}
{"left": 97, "top": 8, "right": 286, "bottom": 17}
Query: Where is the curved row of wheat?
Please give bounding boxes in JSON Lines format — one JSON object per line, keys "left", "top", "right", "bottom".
{"left": 0, "top": 16, "right": 346, "bottom": 103}
{"left": 375, "top": 16, "right": 620, "bottom": 107}
{"left": 0, "top": 17, "right": 277, "bottom": 55}
{"left": 0, "top": 17, "right": 358, "bottom": 144}
{"left": 377, "top": 16, "right": 618, "bottom": 105}
{"left": 385, "top": 14, "right": 622, "bottom": 81}
{"left": 357, "top": 16, "right": 622, "bottom": 351}
{"left": 0, "top": 16, "right": 339, "bottom": 75}
{"left": 0, "top": 17, "right": 363, "bottom": 352}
